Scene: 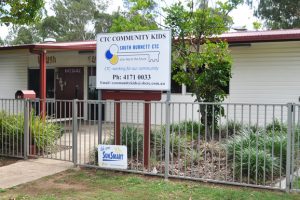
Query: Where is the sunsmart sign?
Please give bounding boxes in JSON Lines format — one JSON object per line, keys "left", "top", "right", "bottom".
{"left": 96, "top": 30, "right": 171, "bottom": 91}
{"left": 98, "top": 144, "right": 127, "bottom": 169}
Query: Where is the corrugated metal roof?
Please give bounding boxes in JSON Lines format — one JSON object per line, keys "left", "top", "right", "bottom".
{"left": 220, "top": 29, "right": 300, "bottom": 43}
{"left": 222, "top": 29, "right": 300, "bottom": 37}
{"left": 0, "top": 29, "right": 300, "bottom": 51}
{"left": 0, "top": 40, "right": 97, "bottom": 51}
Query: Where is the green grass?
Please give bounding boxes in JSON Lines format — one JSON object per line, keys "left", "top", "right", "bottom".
{"left": 0, "top": 169, "right": 299, "bottom": 200}
{"left": 0, "top": 188, "right": 6, "bottom": 193}
{"left": 293, "top": 177, "right": 300, "bottom": 190}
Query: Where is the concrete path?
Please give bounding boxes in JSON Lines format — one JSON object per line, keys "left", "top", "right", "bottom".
{"left": 0, "top": 158, "right": 74, "bottom": 189}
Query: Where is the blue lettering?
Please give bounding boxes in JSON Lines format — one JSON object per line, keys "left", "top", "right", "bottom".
{"left": 102, "top": 151, "right": 124, "bottom": 161}
{"left": 152, "top": 44, "right": 159, "bottom": 49}
{"left": 120, "top": 45, "right": 131, "bottom": 51}
{"left": 132, "top": 44, "right": 151, "bottom": 50}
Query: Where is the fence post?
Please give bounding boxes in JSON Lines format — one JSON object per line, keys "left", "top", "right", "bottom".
{"left": 164, "top": 92, "right": 171, "bottom": 180}
{"left": 98, "top": 90, "right": 102, "bottom": 145}
{"left": 286, "top": 103, "right": 293, "bottom": 192}
{"left": 23, "top": 100, "right": 29, "bottom": 159}
{"left": 72, "top": 99, "right": 78, "bottom": 166}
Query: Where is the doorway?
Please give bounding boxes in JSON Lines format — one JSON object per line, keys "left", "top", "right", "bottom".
{"left": 55, "top": 67, "right": 84, "bottom": 118}
{"left": 55, "top": 67, "right": 83, "bottom": 100}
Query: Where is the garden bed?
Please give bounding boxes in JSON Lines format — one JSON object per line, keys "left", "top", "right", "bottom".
{"left": 91, "top": 119, "right": 294, "bottom": 187}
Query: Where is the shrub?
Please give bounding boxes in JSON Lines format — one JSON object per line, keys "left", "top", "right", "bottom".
{"left": 219, "top": 120, "right": 243, "bottom": 138}
{"left": 170, "top": 120, "right": 204, "bottom": 141}
{"left": 151, "top": 129, "right": 190, "bottom": 159}
{"left": 220, "top": 121, "right": 274, "bottom": 139}
{"left": 30, "top": 113, "right": 61, "bottom": 151}
{"left": 0, "top": 111, "right": 61, "bottom": 153}
{"left": 187, "top": 149, "right": 203, "bottom": 165}
{"left": 0, "top": 112, "right": 24, "bottom": 152}
{"left": 0, "top": 111, "right": 24, "bottom": 137}
{"left": 121, "top": 126, "right": 143, "bottom": 158}
{"left": 265, "top": 119, "right": 288, "bottom": 168}
{"left": 225, "top": 129, "right": 285, "bottom": 183}
{"left": 265, "top": 131, "right": 287, "bottom": 168}
{"left": 266, "top": 119, "right": 287, "bottom": 133}
{"left": 234, "top": 148, "right": 279, "bottom": 182}
{"left": 169, "top": 120, "right": 247, "bottom": 141}
{"left": 150, "top": 128, "right": 205, "bottom": 165}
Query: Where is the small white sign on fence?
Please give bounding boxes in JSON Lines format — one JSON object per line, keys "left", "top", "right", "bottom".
{"left": 98, "top": 144, "right": 127, "bottom": 169}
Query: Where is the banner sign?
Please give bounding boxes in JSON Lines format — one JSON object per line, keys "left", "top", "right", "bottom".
{"left": 96, "top": 30, "right": 171, "bottom": 91}
{"left": 98, "top": 144, "right": 127, "bottom": 169}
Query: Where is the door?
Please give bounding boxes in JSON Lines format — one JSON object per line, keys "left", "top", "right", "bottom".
{"left": 56, "top": 67, "right": 83, "bottom": 100}
{"left": 55, "top": 67, "right": 84, "bottom": 118}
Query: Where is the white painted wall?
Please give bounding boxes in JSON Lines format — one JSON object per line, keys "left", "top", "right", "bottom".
{"left": 111, "top": 41, "right": 300, "bottom": 124}
{"left": 228, "top": 41, "right": 300, "bottom": 104}
{"left": 0, "top": 50, "right": 29, "bottom": 98}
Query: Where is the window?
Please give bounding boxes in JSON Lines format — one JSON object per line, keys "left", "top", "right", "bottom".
{"left": 87, "top": 67, "right": 104, "bottom": 121}
{"left": 88, "top": 67, "right": 98, "bottom": 100}
{"left": 28, "top": 69, "right": 55, "bottom": 98}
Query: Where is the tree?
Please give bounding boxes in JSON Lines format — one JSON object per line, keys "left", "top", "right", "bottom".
{"left": 4, "top": 25, "right": 40, "bottom": 45}
{"left": 252, "top": 21, "right": 262, "bottom": 30}
{"left": 15, "top": 26, "right": 41, "bottom": 44}
{"left": 108, "top": 0, "right": 240, "bottom": 131}
{"left": 37, "top": 16, "right": 60, "bottom": 40}
{"left": 0, "top": 0, "right": 44, "bottom": 25}
{"left": 49, "top": 0, "right": 108, "bottom": 41}
{"left": 0, "top": 37, "right": 4, "bottom": 45}
{"left": 110, "top": 0, "right": 158, "bottom": 32}
{"left": 12, "top": 27, "right": 34, "bottom": 44}
{"left": 4, "top": 0, "right": 118, "bottom": 44}
{"left": 44, "top": 0, "right": 117, "bottom": 40}
{"left": 247, "top": 0, "right": 300, "bottom": 29}
{"left": 164, "top": 0, "right": 240, "bottom": 131}
{"left": 94, "top": 11, "right": 120, "bottom": 34}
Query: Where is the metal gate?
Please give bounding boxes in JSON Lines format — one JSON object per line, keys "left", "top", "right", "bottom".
{"left": 27, "top": 99, "right": 76, "bottom": 162}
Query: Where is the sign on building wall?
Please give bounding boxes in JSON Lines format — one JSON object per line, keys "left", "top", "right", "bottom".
{"left": 98, "top": 145, "right": 127, "bottom": 169}
{"left": 96, "top": 30, "right": 171, "bottom": 91}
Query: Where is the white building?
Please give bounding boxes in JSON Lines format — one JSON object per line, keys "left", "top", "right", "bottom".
{"left": 0, "top": 29, "right": 299, "bottom": 123}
